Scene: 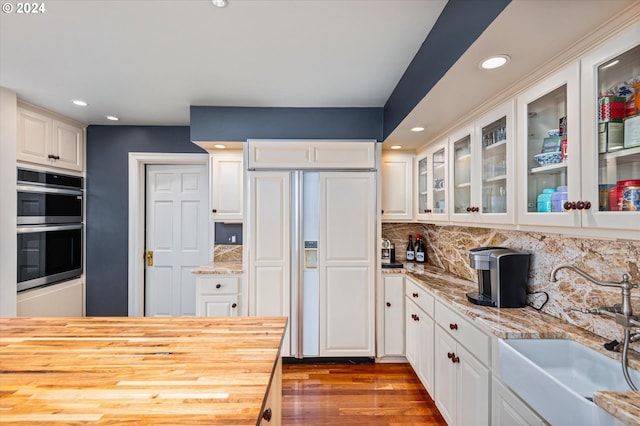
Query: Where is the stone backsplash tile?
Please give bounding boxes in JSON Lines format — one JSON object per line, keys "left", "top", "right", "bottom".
{"left": 213, "top": 244, "right": 243, "bottom": 262}
{"left": 383, "top": 223, "right": 640, "bottom": 348}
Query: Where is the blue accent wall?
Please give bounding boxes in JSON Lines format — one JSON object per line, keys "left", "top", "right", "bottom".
{"left": 383, "top": 0, "right": 511, "bottom": 138}
{"left": 85, "top": 126, "right": 203, "bottom": 316}
{"left": 190, "top": 106, "right": 383, "bottom": 142}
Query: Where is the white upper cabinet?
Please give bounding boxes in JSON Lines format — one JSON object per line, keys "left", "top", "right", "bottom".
{"left": 17, "top": 102, "right": 84, "bottom": 173}
{"left": 209, "top": 151, "right": 243, "bottom": 222}
{"left": 579, "top": 21, "right": 640, "bottom": 232}
{"left": 247, "top": 139, "right": 376, "bottom": 169}
{"left": 427, "top": 138, "right": 450, "bottom": 222}
{"left": 517, "top": 63, "right": 581, "bottom": 228}
{"left": 449, "top": 125, "right": 474, "bottom": 223}
{"left": 473, "top": 101, "right": 516, "bottom": 225}
{"left": 381, "top": 152, "right": 414, "bottom": 221}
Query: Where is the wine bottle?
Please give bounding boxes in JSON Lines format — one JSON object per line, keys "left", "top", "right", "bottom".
{"left": 416, "top": 234, "right": 425, "bottom": 263}
{"left": 406, "top": 235, "right": 415, "bottom": 262}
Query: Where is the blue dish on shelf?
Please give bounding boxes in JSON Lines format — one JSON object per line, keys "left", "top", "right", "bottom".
{"left": 533, "top": 152, "right": 562, "bottom": 166}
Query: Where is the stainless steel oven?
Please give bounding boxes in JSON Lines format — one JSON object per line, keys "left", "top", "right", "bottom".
{"left": 17, "top": 224, "right": 83, "bottom": 292}
{"left": 17, "top": 168, "right": 83, "bottom": 292}
{"left": 17, "top": 168, "right": 83, "bottom": 225}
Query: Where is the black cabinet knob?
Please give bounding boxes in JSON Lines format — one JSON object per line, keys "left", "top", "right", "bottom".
{"left": 262, "top": 408, "right": 272, "bottom": 422}
{"left": 216, "top": 283, "right": 222, "bottom": 289}
{"left": 386, "top": 302, "right": 391, "bottom": 307}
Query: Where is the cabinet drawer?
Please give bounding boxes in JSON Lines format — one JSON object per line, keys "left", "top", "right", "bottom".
{"left": 435, "top": 300, "right": 490, "bottom": 366}
{"left": 198, "top": 276, "right": 240, "bottom": 294}
{"left": 405, "top": 277, "right": 434, "bottom": 317}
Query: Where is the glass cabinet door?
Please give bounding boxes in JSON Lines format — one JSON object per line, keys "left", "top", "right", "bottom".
{"left": 451, "top": 129, "right": 472, "bottom": 219}
{"left": 416, "top": 155, "right": 429, "bottom": 217}
{"left": 430, "top": 142, "right": 448, "bottom": 221}
{"left": 480, "top": 116, "right": 507, "bottom": 215}
{"left": 518, "top": 64, "right": 581, "bottom": 227}
{"left": 580, "top": 23, "right": 639, "bottom": 232}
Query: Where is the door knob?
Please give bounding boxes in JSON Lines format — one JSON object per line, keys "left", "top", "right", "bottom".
{"left": 145, "top": 251, "right": 154, "bottom": 266}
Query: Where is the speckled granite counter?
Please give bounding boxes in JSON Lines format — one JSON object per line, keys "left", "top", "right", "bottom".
{"left": 192, "top": 261, "right": 243, "bottom": 274}
{"left": 394, "top": 262, "right": 640, "bottom": 425}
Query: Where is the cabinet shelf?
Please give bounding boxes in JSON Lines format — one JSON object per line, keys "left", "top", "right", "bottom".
{"left": 434, "top": 163, "right": 445, "bottom": 170}
{"left": 530, "top": 162, "right": 567, "bottom": 174}
{"left": 600, "top": 146, "right": 640, "bottom": 164}
{"left": 483, "top": 139, "right": 507, "bottom": 151}
{"left": 434, "top": 188, "right": 446, "bottom": 192}
{"left": 456, "top": 182, "right": 471, "bottom": 188}
{"left": 456, "top": 153, "right": 471, "bottom": 161}
{"left": 485, "top": 175, "right": 507, "bottom": 183}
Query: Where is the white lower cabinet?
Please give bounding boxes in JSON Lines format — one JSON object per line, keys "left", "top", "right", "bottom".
{"left": 383, "top": 274, "right": 405, "bottom": 356}
{"left": 196, "top": 274, "right": 242, "bottom": 316}
{"left": 492, "top": 376, "right": 546, "bottom": 426}
{"left": 434, "top": 300, "right": 490, "bottom": 426}
{"left": 405, "top": 276, "right": 435, "bottom": 395}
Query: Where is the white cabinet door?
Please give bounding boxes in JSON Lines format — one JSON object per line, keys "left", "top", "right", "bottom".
{"left": 435, "top": 326, "right": 457, "bottom": 426}
{"left": 457, "top": 344, "right": 490, "bottom": 426}
{"left": 417, "top": 310, "right": 435, "bottom": 396}
{"left": 199, "top": 295, "right": 239, "bottom": 316}
{"left": 52, "top": 119, "right": 83, "bottom": 172}
{"left": 248, "top": 172, "right": 291, "bottom": 356}
{"left": 517, "top": 63, "right": 581, "bottom": 227}
{"left": 17, "top": 104, "right": 84, "bottom": 172}
{"left": 405, "top": 298, "right": 420, "bottom": 369}
{"left": 381, "top": 152, "right": 414, "bottom": 221}
{"left": 383, "top": 274, "right": 404, "bottom": 356}
{"left": 320, "top": 172, "right": 375, "bottom": 357}
{"left": 210, "top": 151, "right": 243, "bottom": 222}
{"left": 492, "top": 376, "right": 546, "bottom": 426}
{"left": 17, "top": 106, "right": 51, "bottom": 165}
{"left": 579, "top": 21, "right": 640, "bottom": 232}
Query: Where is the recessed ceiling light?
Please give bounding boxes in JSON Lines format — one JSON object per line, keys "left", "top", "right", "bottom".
{"left": 410, "top": 127, "right": 424, "bottom": 132}
{"left": 480, "top": 54, "right": 510, "bottom": 70}
{"left": 212, "top": 0, "right": 227, "bottom": 7}
{"left": 214, "top": 144, "right": 226, "bottom": 149}
{"left": 72, "top": 100, "right": 88, "bottom": 107}
{"left": 390, "top": 145, "right": 402, "bottom": 150}
{"left": 106, "top": 115, "right": 119, "bottom": 121}
{"left": 601, "top": 59, "right": 619, "bottom": 69}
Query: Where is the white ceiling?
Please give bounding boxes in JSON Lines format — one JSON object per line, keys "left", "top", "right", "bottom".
{"left": 0, "top": 0, "right": 445, "bottom": 124}
{"left": 1, "top": 0, "right": 637, "bottom": 152}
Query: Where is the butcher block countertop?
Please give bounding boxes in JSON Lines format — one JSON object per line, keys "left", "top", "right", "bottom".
{"left": 0, "top": 316, "right": 287, "bottom": 425}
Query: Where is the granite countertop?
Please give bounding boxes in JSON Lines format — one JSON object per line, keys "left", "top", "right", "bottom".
{"left": 192, "top": 261, "right": 243, "bottom": 274}
{"left": 397, "top": 262, "right": 640, "bottom": 425}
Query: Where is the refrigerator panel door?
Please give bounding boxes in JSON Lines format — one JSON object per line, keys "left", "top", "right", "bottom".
{"left": 301, "top": 172, "right": 320, "bottom": 357}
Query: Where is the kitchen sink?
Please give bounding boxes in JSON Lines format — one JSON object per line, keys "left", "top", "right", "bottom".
{"left": 498, "top": 338, "right": 640, "bottom": 426}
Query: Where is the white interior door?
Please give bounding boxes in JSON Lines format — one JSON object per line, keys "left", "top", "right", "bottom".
{"left": 145, "top": 164, "right": 209, "bottom": 317}
{"left": 319, "top": 171, "right": 375, "bottom": 357}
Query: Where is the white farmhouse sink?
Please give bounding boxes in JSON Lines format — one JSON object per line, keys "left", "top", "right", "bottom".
{"left": 498, "top": 338, "right": 640, "bottom": 426}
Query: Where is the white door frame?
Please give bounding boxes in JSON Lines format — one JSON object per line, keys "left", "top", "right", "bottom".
{"left": 128, "top": 152, "right": 210, "bottom": 317}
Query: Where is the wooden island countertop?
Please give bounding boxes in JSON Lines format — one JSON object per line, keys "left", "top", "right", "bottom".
{"left": 0, "top": 316, "right": 287, "bottom": 425}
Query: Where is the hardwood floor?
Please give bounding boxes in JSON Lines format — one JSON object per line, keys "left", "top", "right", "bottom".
{"left": 282, "top": 362, "right": 447, "bottom": 425}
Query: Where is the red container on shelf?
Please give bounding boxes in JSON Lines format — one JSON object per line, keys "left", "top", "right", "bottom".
{"left": 599, "top": 96, "right": 626, "bottom": 122}
{"left": 610, "top": 180, "right": 640, "bottom": 212}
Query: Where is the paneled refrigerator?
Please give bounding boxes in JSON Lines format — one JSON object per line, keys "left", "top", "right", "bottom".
{"left": 246, "top": 170, "right": 376, "bottom": 358}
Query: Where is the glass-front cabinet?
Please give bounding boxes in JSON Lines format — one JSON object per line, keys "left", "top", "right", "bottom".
{"left": 430, "top": 140, "right": 449, "bottom": 222}
{"left": 450, "top": 126, "right": 473, "bottom": 221}
{"left": 475, "top": 102, "right": 515, "bottom": 224}
{"left": 518, "top": 63, "right": 581, "bottom": 227}
{"left": 416, "top": 154, "right": 429, "bottom": 219}
{"left": 580, "top": 21, "right": 639, "bottom": 232}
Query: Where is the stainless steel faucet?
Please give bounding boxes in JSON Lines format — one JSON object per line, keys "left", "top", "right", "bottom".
{"left": 551, "top": 264, "right": 639, "bottom": 390}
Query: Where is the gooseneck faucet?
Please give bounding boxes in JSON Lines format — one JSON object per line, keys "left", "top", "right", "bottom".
{"left": 551, "top": 264, "right": 639, "bottom": 391}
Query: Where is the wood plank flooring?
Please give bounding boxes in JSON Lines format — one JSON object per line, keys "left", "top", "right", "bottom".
{"left": 282, "top": 362, "right": 447, "bottom": 425}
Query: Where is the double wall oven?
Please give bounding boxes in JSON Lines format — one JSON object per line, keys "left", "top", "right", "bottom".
{"left": 17, "top": 168, "right": 83, "bottom": 292}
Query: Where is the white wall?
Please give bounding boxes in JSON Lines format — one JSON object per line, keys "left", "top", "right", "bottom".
{"left": 0, "top": 87, "right": 17, "bottom": 316}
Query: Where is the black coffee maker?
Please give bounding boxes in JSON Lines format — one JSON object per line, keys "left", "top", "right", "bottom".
{"left": 467, "top": 247, "right": 531, "bottom": 308}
